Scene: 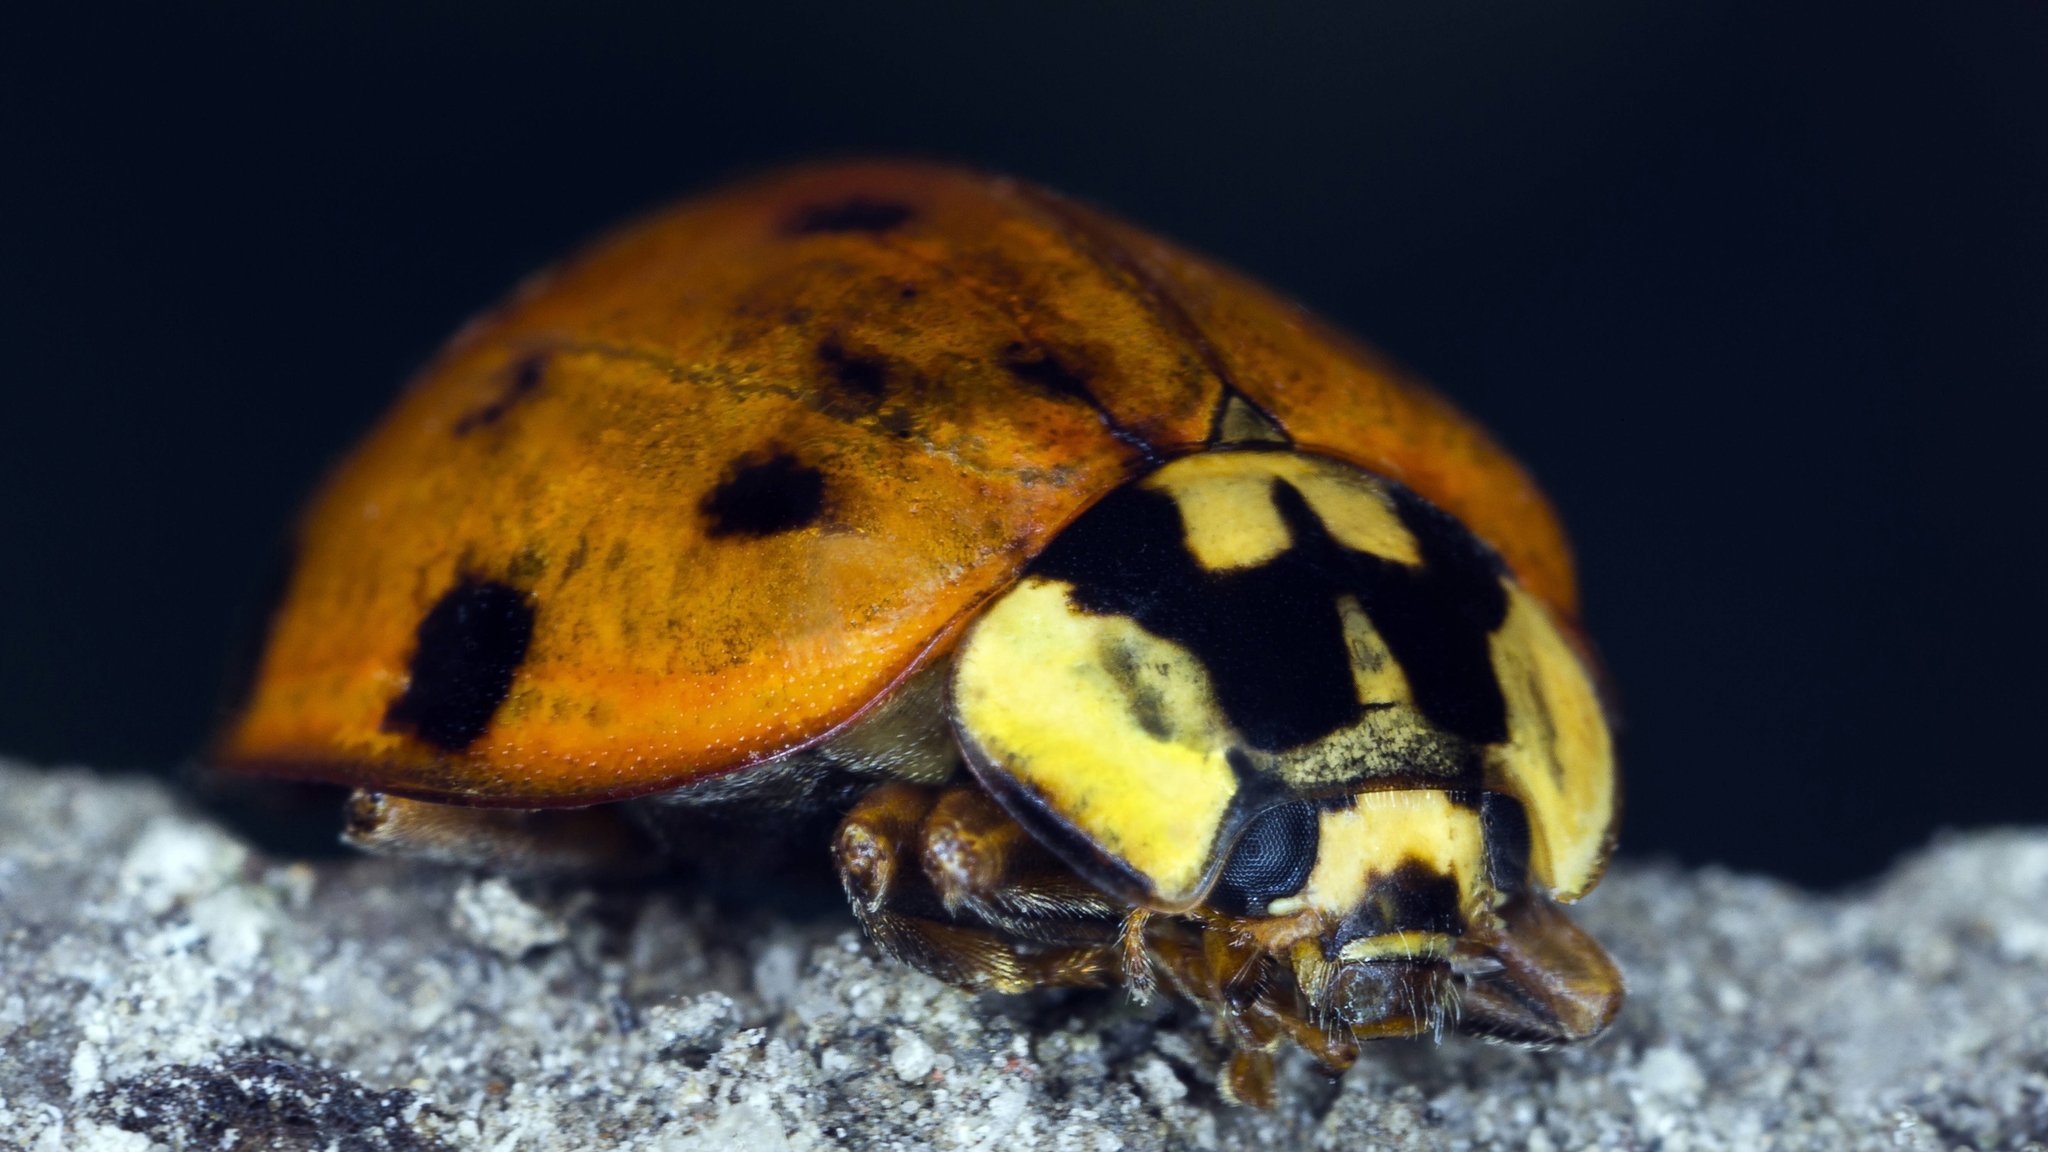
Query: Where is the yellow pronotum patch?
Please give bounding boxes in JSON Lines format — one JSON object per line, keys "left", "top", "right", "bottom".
{"left": 952, "top": 578, "right": 1239, "bottom": 907}
{"left": 1487, "top": 585, "right": 1616, "bottom": 900}
{"left": 1146, "top": 463, "right": 1294, "bottom": 571}
{"left": 1143, "top": 452, "right": 1421, "bottom": 572}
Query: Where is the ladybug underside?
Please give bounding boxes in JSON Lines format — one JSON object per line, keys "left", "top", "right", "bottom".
{"left": 218, "top": 162, "right": 1621, "bottom": 1107}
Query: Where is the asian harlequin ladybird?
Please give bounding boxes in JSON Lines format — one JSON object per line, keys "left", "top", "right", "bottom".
{"left": 216, "top": 160, "right": 1622, "bottom": 1106}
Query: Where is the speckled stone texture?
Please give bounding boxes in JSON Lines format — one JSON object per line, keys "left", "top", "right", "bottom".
{"left": 1, "top": 759, "right": 2043, "bottom": 1151}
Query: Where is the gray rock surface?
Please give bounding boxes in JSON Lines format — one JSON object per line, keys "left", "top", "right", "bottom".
{"left": 1, "top": 759, "right": 2044, "bottom": 1151}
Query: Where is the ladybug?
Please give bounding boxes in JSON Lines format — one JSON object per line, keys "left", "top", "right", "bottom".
{"left": 217, "top": 161, "right": 1621, "bottom": 1105}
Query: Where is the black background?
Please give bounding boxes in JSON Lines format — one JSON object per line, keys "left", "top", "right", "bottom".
{"left": 4, "top": 2, "right": 2043, "bottom": 886}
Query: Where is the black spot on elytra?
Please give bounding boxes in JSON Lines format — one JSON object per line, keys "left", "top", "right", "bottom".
{"left": 700, "top": 449, "right": 827, "bottom": 538}
{"left": 818, "top": 337, "right": 888, "bottom": 407}
{"left": 453, "top": 353, "right": 547, "bottom": 435}
{"left": 559, "top": 533, "right": 591, "bottom": 582}
{"left": 506, "top": 544, "right": 548, "bottom": 584}
{"left": 381, "top": 578, "right": 534, "bottom": 753}
{"left": 1333, "top": 858, "right": 1468, "bottom": 949}
{"left": 1209, "top": 800, "right": 1320, "bottom": 916}
{"left": 91, "top": 1042, "right": 449, "bottom": 1152}
{"left": 785, "top": 196, "right": 916, "bottom": 235}
{"left": 1001, "top": 341, "right": 1098, "bottom": 405}
{"left": 603, "top": 540, "right": 631, "bottom": 572}
{"left": 877, "top": 406, "right": 918, "bottom": 439}
{"left": 1029, "top": 461, "right": 1510, "bottom": 753}
{"left": 1000, "top": 342, "right": 1157, "bottom": 459}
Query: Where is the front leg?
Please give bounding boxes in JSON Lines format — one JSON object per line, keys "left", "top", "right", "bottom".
{"left": 833, "top": 781, "right": 1118, "bottom": 993}
{"left": 917, "top": 785, "right": 1126, "bottom": 938}
{"left": 1144, "top": 920, "right": 1361, "bottom": 1107}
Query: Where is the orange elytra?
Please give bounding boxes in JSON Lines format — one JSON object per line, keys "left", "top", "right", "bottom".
{"left": 220, "top": 161, "right": 1578, "bottom": 807}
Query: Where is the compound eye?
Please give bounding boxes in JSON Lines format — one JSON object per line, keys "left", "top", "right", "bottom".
{"left": 1209, "top": 800, "right": 1319, "bottom": 916}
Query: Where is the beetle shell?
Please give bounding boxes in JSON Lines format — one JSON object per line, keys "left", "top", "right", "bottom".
{"left": 217, "top": 161, "right": 1622, "bottom": 1104}
{"left": 218, "top": 161, "right": 1577, "bottom": 806}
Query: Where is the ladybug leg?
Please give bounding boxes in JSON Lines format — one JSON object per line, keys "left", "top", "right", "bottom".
{"left": 918, "top": 785, "right": 1125, "bottom": 937}
{"left": 1218, "top": 994, "right": 1361, "bottom": 1104}
{"left": 1142, "top": 924, "right": 1283, "bottom": 1107}
{"left": 1142, "top": 919, "right": 1359, "bottom": 1106}
{"left": 833, "top": 779, "right": 940, "bottom": 924}
{"left": 344, "top": 790, "right": 658, "bottom": 876}
{"left": 834, "top": 782, "right": 1117, "bottom": 993}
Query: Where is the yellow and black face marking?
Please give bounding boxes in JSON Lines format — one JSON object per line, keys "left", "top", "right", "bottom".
{"left": 952, "top": 449, "right": 1619, "bottom": 1047}
{"left": 951, "top": 448, "right": 1615, "bottom": 917}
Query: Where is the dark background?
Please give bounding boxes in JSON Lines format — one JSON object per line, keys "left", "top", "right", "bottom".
{"left": 4, "top": 2, "right": 2043, "bottom": 886}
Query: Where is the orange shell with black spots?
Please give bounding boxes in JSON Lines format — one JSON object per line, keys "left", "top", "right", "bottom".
{"left": 216, "top": 161, "right": 1575, "bottom": 806}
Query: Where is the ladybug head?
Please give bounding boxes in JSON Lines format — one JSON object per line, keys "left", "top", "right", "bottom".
{"left": 1205, "top": 788, "right": 1504, "bottom": 1041}
{"left": 949, "top": 448, "right": 1621, "bottom": 1041}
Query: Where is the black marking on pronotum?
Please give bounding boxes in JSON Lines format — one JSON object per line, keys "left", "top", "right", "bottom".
{"left": 785, "top": 196, "right": 916, "bottom": 235}
{"left": 453, "top": 353, "right": 547, "bottom": 435}
{"left": 700, "top": 448, "right": 828, "bottom": 538}
{"left": 1029, "top": 463, "right": 1511, "bottom": 753}
{"left": 381, "top": 578, "right": 535, "bottom": 753}
{"left": 1208, "top": 800, "right": 1320, "bottom": 916}
{"left": 999, "top": 342, "right": 1159, "bottom": 461}
{"left": 1332, "top": 858, "right": 1467, "bottom": 951}
{"left": 1032, "top": 479, "right": 1356, "bottom": 751}
{"left": 1377, "top": 483, "right": 1511, "bottom": 743}
{"left": 1479, "top": 792, "right": 1534, "bottom": 897}
{"left": 1102, "top": 638, "right": 1175, "bottom": 741}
